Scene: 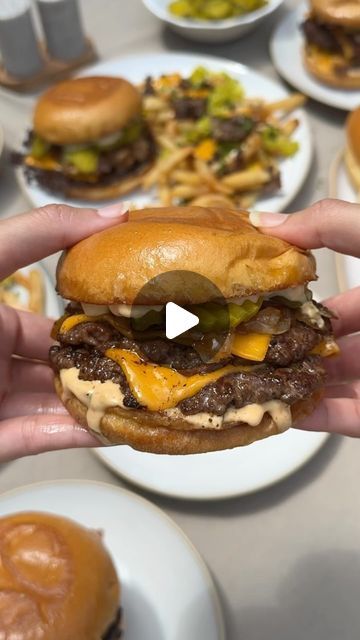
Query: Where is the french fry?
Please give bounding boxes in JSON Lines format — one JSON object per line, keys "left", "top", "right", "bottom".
{"left": 194, "top": 158, "right": 232, "bottom": 195}
{"left": 265, "top": 93, "right": 306, "bottom": 114}
{"left": 157, "top": 134, "right": 177, "bottom": 151}
{"left": 172, "top": 170, "right": 202, "bottom": 186}
{"left": 241, "top": 132, "right": 262, "bottom": 162}
{"left": 280, "top": 118, "right": 299, "bottom": 137}
{"left": 143, "top": 96, "right": 167, "bottom": 112}
{"left": 171, "top": 184, "right": 208, "bottom": 200}
{"left": 143, "top": 147, "right": 193, "bottom": 189}
{"left": 13, "top": 272, "right": 30, "bottom": 289}
{"left": 159, "top": 183, "right": 173, "bottom": 206}
{"left": 29, "top": 269, "right": 44, "bottom": 314}
{"left": 221, "top": 166, "right": 270, "bottom": 192}
{"left": 190, "top": 193, "right": 236, "bottom": 208}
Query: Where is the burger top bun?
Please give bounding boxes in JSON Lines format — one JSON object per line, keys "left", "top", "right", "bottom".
{"left": 57, "top": 206, "right": 316, "bottom": 306}
{"left": 0, "top": 511, "right": 120, "bottom": 639}
{"left": 34, "top": 76, "right": 142, "bottom": 145}
{"left": 310, "top": 0, "right": 360, "bottom": 28}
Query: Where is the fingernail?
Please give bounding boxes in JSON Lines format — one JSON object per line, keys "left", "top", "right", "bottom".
{"left": 97, "top": 201, "right": 131, "bottom": 218}
{"left": 250, "top": 212, "right": 289, "bottom": 227}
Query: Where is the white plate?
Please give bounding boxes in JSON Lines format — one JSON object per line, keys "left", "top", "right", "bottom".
{"left": 270, "top": 3, "right": 360, "bottom": 111}
{"left": 95, "top": 431, "right": 328, "bottom": 501}
{"left": 17, "top": 52, "right": 312, "bottom": 214}
{"left": 142, "top": 0, "right": 284, "bottom": 43}
{"left": 329, "top": 151, "right": 360, "bottom": 290}
{"left": 0, "top": 480, "right": 225, "bottom": 640}
{"left": 5, "top": 262, "right": 62, "bottom": 318}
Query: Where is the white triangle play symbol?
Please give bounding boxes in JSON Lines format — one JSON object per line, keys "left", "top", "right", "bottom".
{"left": 165, "top": 302, "right": 199, "bottom": 340}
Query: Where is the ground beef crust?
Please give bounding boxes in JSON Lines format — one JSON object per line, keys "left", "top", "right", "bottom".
{"left": 49, "top": 344, "right": 325, "bottom": 417}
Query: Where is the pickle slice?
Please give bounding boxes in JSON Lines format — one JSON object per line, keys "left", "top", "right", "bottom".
{"left": 63, "top": 148, "right": 99, "bottom": 174}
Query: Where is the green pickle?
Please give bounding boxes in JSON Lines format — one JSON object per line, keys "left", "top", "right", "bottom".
{"left": 64, "top": 147, "right": 99, "bottom": 174}
{"left": 31, "top": 136, "right": 51, "bottom": 159}
{"left": 169, "top": 0, "right": 266, "bottom": 20}
{"left": 261, "top": 127, "right": 299, "bottom": 157}
{"left": 202, "top": 1, "right": 232, "bottom": 19}
{"left": 132, "top": 309, "right": 164, "bottom": 332}
{"left": 228, "top": 299, "right": 262, "bottom": 327}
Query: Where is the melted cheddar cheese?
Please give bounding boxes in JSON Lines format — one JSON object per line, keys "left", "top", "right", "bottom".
{"left": 105, "top": 348, "right": 252, "bottom": 412}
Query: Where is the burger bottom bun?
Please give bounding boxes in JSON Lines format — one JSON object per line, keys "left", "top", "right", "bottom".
{"left": 55, "top": 376, "right": 322, "bottom": 455}
{"left": 303, "top": 46, "right": 360, "bottom": 89}
{"left": 62, "top": 163, "right": 152, "bottom": 201}
{"left": 344, "top": 144, "right": 360, "bottom": 192}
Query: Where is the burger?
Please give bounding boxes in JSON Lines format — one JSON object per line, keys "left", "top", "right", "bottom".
{"left": 345, "top": 107, "right": 360, "bottom": 191}
{"left": 0, "top": 511, "right": 121, "bottom": 638}
{"left": 17, "top": 76, "right": 156, "bottom": 200}
{"left": 49, "top": 206, "right": 338, "bottom": 455}
{"left": 302, "top": 0, "right": 360, "bottom": 88}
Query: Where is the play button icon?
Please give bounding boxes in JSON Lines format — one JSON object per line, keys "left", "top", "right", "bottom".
{"left": 131, "top": 269, "right": 230, "bottom": 361}
{"left": 165, "top": 302, "right": 199, "bottom": 340}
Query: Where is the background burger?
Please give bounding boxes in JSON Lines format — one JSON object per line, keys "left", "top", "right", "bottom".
{"left": 345, "top": 107, "right": 360, "bottom": 192}
{"left": 18, "top": 76, "right": 156, "bottom": 200}
{"left": 302, "top": 0, "right": 360, "bottom": 88}
{"left": 0, "top": 511, "right": 121, "bottom": 638}
{"left": 49, "top": 206, "right": 338, "bottom": 455}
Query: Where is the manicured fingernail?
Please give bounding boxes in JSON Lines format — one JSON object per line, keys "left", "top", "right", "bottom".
{"left": 250, "top": 212, "right": 289, "bottom": 227}
{"left": 97, "top": 201, "right": 131, "bottom": 218}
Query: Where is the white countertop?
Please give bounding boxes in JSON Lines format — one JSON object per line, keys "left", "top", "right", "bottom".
{"left": 1, "top": 1, "right": 360, "bottom": 638}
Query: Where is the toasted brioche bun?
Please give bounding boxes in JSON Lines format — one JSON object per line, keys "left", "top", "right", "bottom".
{"left": 34, "top": 76, "right": 142, "bottom": 145}
{"left": 60, "top": 164, "right": 152, "bottom": 201}
{"left": 310, "top": 0, "right": 360, "bottom": 28}
{"left": 54, "top": 375, "right": 321, "bottom": 454}
{"left": 57, "top": 206, "right": 316, "bottom": 305}
{"left": 0, "top": 511, "right": 120, "bottom": 639}
{"left": 303, "top": 45, "right": 360, "bottom": 89}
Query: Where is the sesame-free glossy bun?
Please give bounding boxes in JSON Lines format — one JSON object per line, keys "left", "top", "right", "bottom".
{"left": 54, "top": 375, "right": 321, "bottom": 454}
{"left": 34, "top": 76, "right": 142, "bottom": 145}
{"left": 56, "top": 206, "right": 316, "bottom": 305}
{"left": 303, "top": 45, "right": 360, "bottom": 89}
{"left": 310, "top": 0, "right": 360, "bottom": 28}
{"left": 0, "top": 511, "right": 120, "bottom": 639}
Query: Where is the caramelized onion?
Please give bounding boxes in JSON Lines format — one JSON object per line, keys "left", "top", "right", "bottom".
{"left": 241, "top": 307, "right": 291, "bottom": 335}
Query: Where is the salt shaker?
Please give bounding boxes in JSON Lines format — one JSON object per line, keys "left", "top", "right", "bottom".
{"left": 36, "top": 0, "right": 87, "bottom": 61}
{"left": 0, "top": 0, "right": 43, "bottom": 78}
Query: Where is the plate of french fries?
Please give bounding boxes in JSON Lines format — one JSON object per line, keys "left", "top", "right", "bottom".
{"left": 18, "top": 52, "right": 313, "bottom": 213}
{"left": 0, "top": 262, "right": 63, "bottom": 318}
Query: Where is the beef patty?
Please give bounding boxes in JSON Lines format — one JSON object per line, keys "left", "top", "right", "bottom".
{"left": 50, "top": 344, "right": 325, "bottom": 416}
{"left": 50, "top": 302, "right": 329, "bottom": 416}
{"left": 17, "top": 126, "right": 156, "bottom": 196}
{"left": 302, "top": 17, "right": 360, "bottom": 67}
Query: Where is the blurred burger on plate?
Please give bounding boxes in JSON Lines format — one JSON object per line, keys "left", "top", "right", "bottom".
{"left": 302, "top": 0, "right": 360, "bottom": 88}
{"left": 17, "top": 76, "right": 156, "bottom": 201}
{"left": 0, "top": 511, "right": 121, "bottom": 638}
{"left": 49, "top": 206, "right": 338, "bottom": 455}
{"left": 345, "top": 106, "right": 360, "bottom": 192}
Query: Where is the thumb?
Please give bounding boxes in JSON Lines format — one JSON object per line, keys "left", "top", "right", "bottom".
{"left": 249, "top": 199, "right": 360, "bottom": 258}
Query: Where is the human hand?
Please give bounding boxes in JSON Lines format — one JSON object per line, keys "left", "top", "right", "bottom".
{"left": 250, "top": 199, "right": 360, "bottom": 436}
{"left": 0, "top": 202, "right": 128, "bottom": 462}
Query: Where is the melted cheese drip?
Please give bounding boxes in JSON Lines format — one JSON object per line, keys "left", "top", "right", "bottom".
{"left": 60, "top": 368, "right": 124, "bottom": 433}
{"left": 59, "top": 367, "right": 292, "bottom": 433}
{"left": 105, "top": 348, "right": 252, "bottom": 412}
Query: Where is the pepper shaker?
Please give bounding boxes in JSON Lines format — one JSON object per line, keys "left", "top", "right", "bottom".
{"left": 0, "top": 0, "right": 43, "bottom": 78}
{"left": 36, "top": 0, "right": 87, "bottom": 61}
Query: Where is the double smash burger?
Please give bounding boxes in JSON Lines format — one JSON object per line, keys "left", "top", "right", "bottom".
{"left": 0, "top": 512, "right": 121, "bottom": 639}
{"left": 50, "top": 207, "right": 337, "bottom": 455}
{"left": 302, "top": 0, "right": 360, "bottom": 88}
{"left": 17, "top": 76, "right": 156, "bottom": 200}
